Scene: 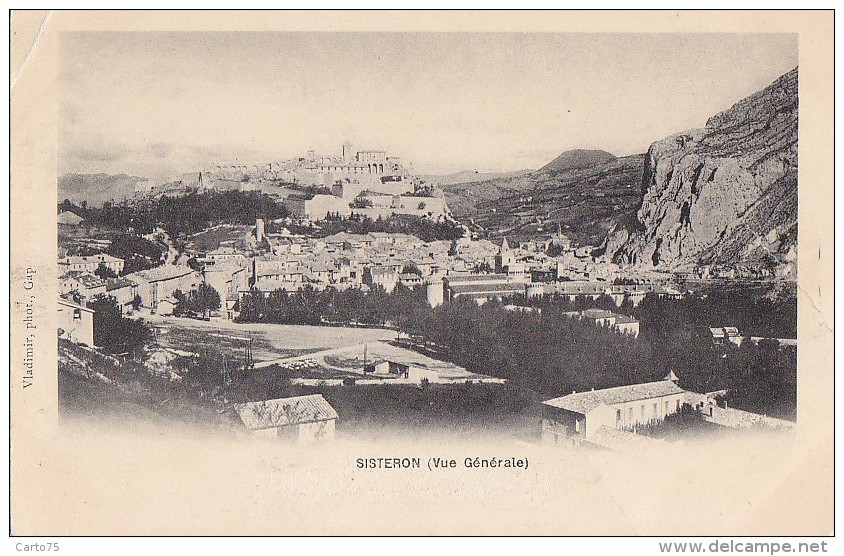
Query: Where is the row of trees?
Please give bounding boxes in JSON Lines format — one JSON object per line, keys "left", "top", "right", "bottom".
{"left": 236, "top": 284, "right": 428, "bottom": 328}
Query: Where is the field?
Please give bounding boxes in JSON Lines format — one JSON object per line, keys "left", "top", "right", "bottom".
{"left": 149, "top": 317, "right": 396, "bottom": 364}
{"left": 188, "top": 224, "right": 253, "bottom": 251}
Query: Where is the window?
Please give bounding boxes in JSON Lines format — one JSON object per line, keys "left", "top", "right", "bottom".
{"left": 628, "top": 407, "right": 633, "bottom": 421}
{"left": 676, "top": 400, "right": 680, "bottom": 411}
{"left": 665, "top": 401, "right": 670, "bottom": 413}
{"left": 73, "top": 309, "right": 82, "bottom": 321}
{"left": 616, "top": 409, "right": 622, "bottom": 425}
{"left": 653, "top": 403, "right": 658, "bottom": 416}
{"left": 640, "top": 405, "right": 645, "bottom": 418}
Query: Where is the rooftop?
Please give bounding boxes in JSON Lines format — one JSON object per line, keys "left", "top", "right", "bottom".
{"left": 542, "top": 380, "right": 686, "bottom": 415}
{"left": 105, "top": 277, "right": 137, "bottom": 291}
{"left": 446, "top": 273, "right": 510, "bottom": 284}
{"left": 129, "top": 265, "right": 196, "bottom": 283}
{"left": 234, "top": 394, "right": 339, "bottom": 430}
{"left": 449, "top": 282, "right": 525, "bottom": 295}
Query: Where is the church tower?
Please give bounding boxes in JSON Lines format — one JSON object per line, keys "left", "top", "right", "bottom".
{"left": 495, "top": 237, "right": 515, "bottom": 273}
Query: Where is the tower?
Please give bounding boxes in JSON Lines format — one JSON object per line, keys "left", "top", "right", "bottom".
{"left": 495, "top": 237, "right": 515, "bottom": 273}
{"left": 255, "top": 218, "right": 265, "bottom": 243}
{"left": 343, "top": 140, "right": 354, "bottom": 162}
{"left": 426, "top": 279, "right": 444, "bottom": 308}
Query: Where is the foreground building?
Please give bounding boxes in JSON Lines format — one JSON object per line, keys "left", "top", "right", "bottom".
{"left": 233, "top": 394, "right": 339, "bottom": 442}
{"left": 541, "top": 373, "right": 688, "bottom": 445}
{"left": 57, "top": 297, "right": 95, "bottom": 346}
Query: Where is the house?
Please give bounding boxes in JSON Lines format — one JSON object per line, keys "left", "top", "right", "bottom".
{"left": 202, "top": 261, "right": 248, "bottom": 314}
{"left": 233, "top": 394, "right": 338, "bottom": 442}
{"left": 58, "top": 297, "right": 95, "bottom": 346}
{"left": 364, "top": 360, "right": 391, "bottom": 375}
{"left": 564, "top": 309, "right": 640, "bottom": 338}
{"left": 613, "top": 315, "right": 640, "bottom": 337}
{"left": 57, "top": 210, "right": 85, "bottom": 227}
{"left": 105, "top": 277, "right": 139, "bottom": 313}
{"left": 541, "top": 373, "right": 688, "bottom": 445}
{"left": 284, "top": 194, "right": 352, "bottom": 220}
{"left": 59, "top": 271, "right": 107, "bottom": 300}
{"left": 58, "top": 253, "right": 125, "bottom": 274}
{"left": 364, "top": 266, "right": 399, "bottom": 293}
{"left": 399, "top": 273, "right": 424, "bottom": 288}
{"left": 157, "top": 296, "right": 179, "bottom": 316}
{"left": 443, "top": 273, "right": 525, "bottom": 304}
{"left": 126, "top": 265, "right": 200, "bottom": 312}
{"left": 710, "top": 326, "right": 743, "bottom": 346}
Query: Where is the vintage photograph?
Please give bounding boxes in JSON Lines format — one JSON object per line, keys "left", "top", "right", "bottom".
{"left": 10, "top": 10, "right": 834, "bottom": 537}
{"left": 56, "top": 30, "right": 798, "bottom": 443}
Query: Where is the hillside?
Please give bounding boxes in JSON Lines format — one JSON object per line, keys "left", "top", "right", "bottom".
{"left": 605, "top": 67, "right": 798, "bottom": 271}
{"left": 443, "top": 154, "right": 644, "bottom": 246}
{"left": 58, "top": 173, "right": 149, "bottom": 207}
{"left": 419, "top": 169, "right": 533, "bottom": 186}
{"left": 538, "top": 149, "right": 617, "bottom": 173}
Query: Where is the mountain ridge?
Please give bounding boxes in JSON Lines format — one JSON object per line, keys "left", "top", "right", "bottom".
{"left": 605, "top": 67, "right": 798, "bottom": 272}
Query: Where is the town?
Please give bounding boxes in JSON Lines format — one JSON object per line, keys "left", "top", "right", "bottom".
{"left": 57, "top": 141, "right": 797, "bottom": 451}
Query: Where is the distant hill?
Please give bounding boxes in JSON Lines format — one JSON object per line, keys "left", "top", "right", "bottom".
{"left": 442, "top": 154, "right": 643, "bottom": 247}
{"left": 58, "top": 173, "right": 149, "bottom": 207}
{"left": 537, "top": 149, "right": 617, "bottom": 174}
{"left": 420, "top": 169, "right": 533, "bottom": 186}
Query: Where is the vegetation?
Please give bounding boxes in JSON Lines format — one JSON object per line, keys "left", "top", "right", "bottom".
{"left": 278, "top": 213, "right": 465, "bottom": 242}
{"left": 237, "top": 284, "right": 429, "bottom": 329}
{"left": 60, "top": 190, "right": 288, "bottom": 238}
{"left": 301, "top": 382, "right": 539, "bottom": 438}
{"left": 173, "top": 284, "right": 222, "bottom": 319}
{"left": 630, "top": 403, "right": 724, "bottom": 440}
{"left": 85, "top": 296, "right": 153, "bottom": 357}
{"left": 106, "top": 233, "right": 165, "bottom": 274}
{"left": 94, "top": 263, "right": 118, "bottom": 280}
{"left": 236, "top": 285, "right": 796, "bottom": 418}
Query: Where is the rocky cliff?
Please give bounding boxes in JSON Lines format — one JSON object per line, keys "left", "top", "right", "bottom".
{"left": 606, "top": 68, "right": 798, "bottom": 273}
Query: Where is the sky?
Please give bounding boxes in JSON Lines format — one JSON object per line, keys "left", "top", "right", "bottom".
{"left": 59, "top": 32, "right": 797, "bottom": 181}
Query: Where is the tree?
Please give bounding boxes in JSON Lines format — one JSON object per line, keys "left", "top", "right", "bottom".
{"left": 86, "top": 295, "right": 153, "bottom": 357}
{"left": 196, "top": 283, "right": 222, "bottom": 318}
{"left": 173, "top": 284, "right": 222, "bottom": 319}
{"left": 94, "top": 263, "right": 118, "bottom": 280}
{"left": 595, "top": 293, "right": 617, "bottom": 311}
{"left": 401, "top": 262, "right": 421, "bottom": 276}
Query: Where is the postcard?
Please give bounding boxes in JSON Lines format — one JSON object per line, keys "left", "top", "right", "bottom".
{"left": 9, "top": 10, "right": 834, "bottom": 536}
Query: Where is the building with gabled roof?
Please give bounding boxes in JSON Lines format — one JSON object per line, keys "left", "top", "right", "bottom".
{"left": 58, "top": 297, "right": 95, "bottom": 346}
{"left": 57, "top": 210, "right": 85, "bottom": 227}
{"left": 233, "top": 394, "right": 338, "bottom": 442}
{"left": 59, "top": 271, "right": 108, "bottom": 300}
{"left": 58, "top": 253, "right": 125, "bottom": 274}
{"left": 541, "top": 375, "right": 689, "bottom": 445}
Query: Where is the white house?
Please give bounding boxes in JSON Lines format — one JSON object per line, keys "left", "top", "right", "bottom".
{"left": 541, "top": 373, "right": 688, "bottom": 445}
{"left": 233, "top": 394, "right": 339, "bottom": 442}
{"left": 58, "top": 298, "right": 95, "bottom": 346}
